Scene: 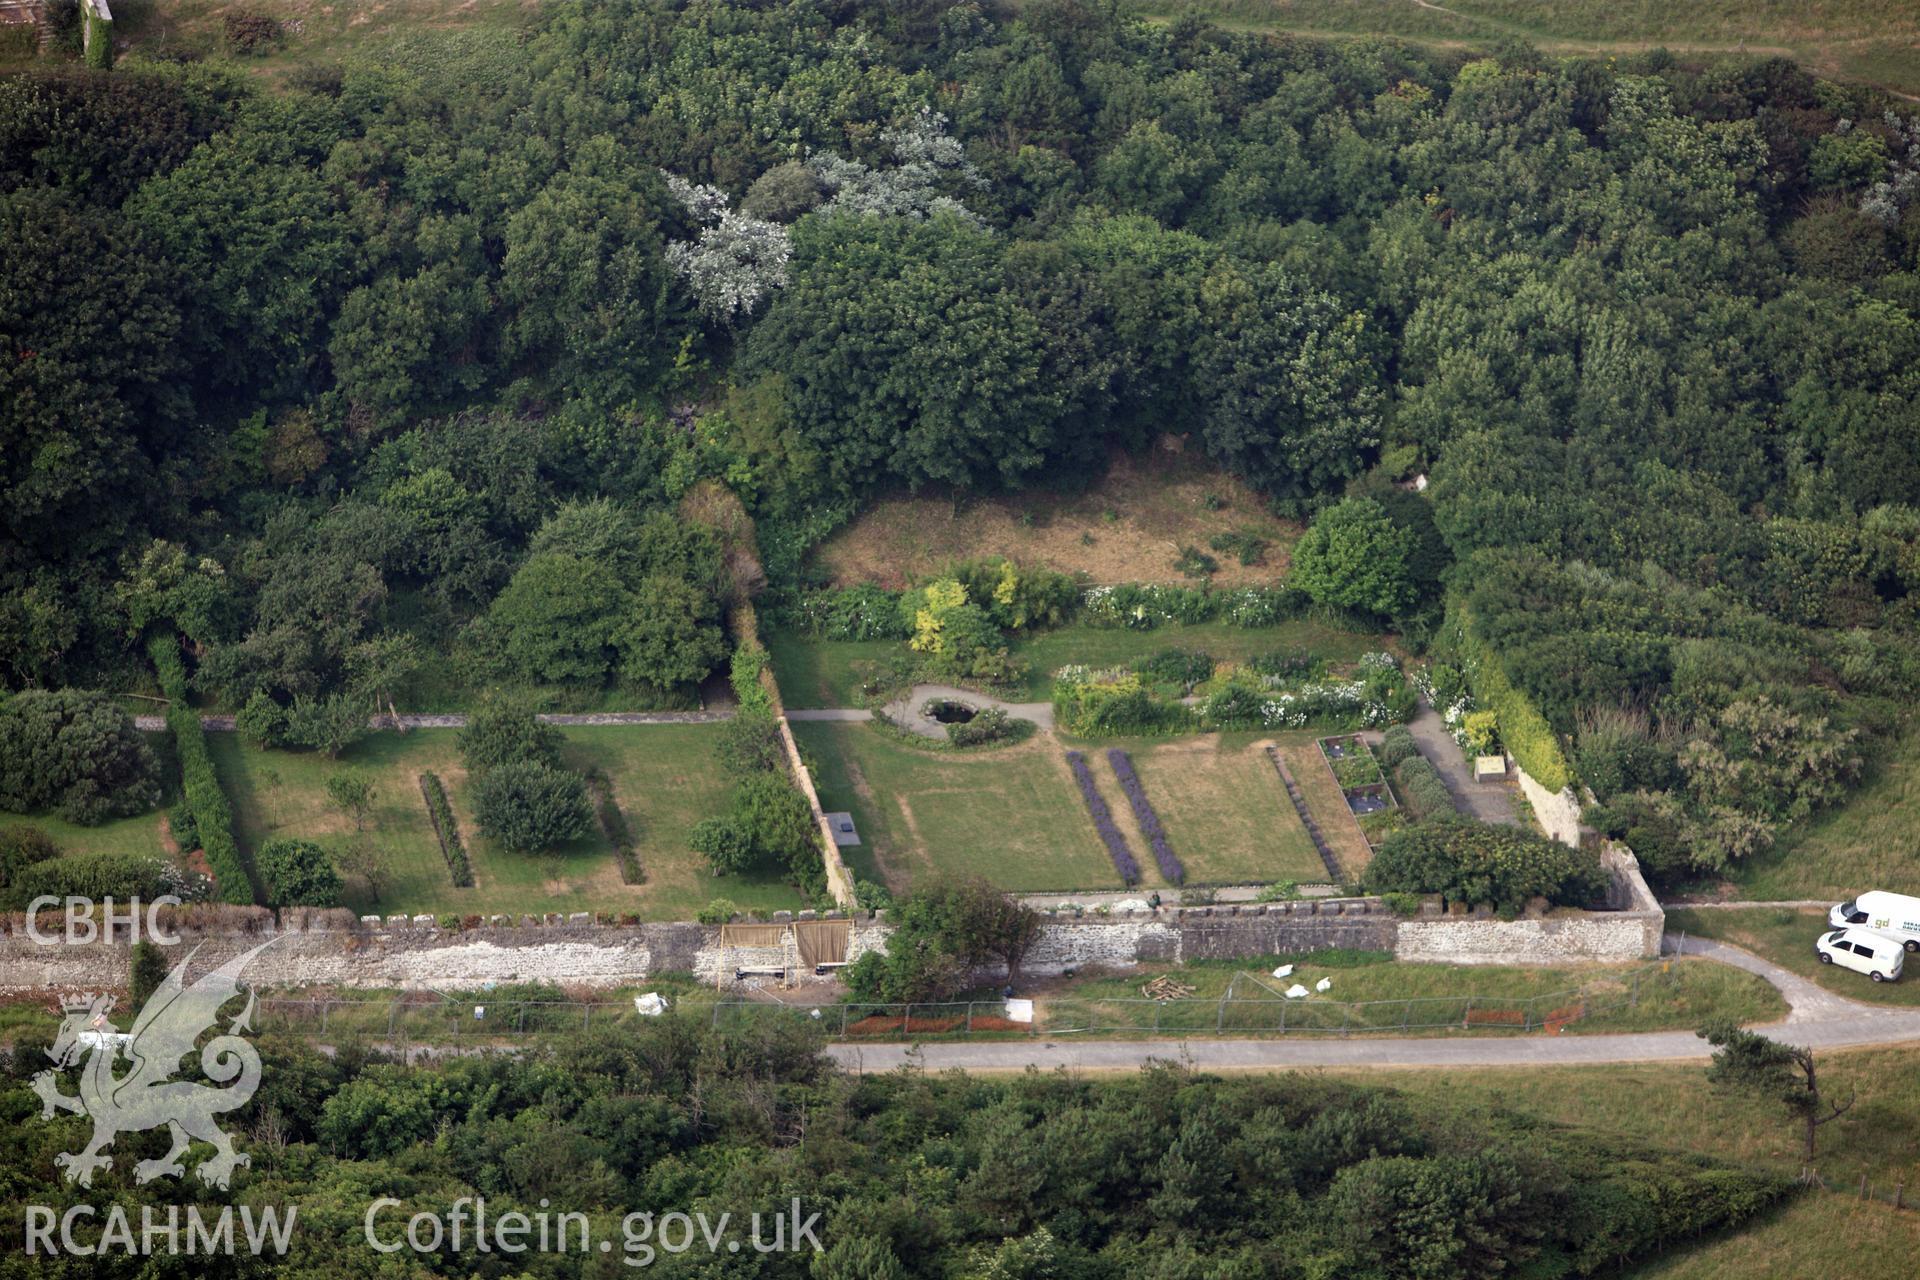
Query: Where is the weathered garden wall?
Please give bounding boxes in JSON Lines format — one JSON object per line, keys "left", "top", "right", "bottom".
{"left": 0, "top": 869, "right": 1662, "bottom": 993}
{"left": 1516, "top": 763, "right": 1585, "bottom": 846}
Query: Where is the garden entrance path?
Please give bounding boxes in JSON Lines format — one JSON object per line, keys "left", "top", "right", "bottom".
{"left": 1386, "top": 699, "right": 1520, "bottom": 827}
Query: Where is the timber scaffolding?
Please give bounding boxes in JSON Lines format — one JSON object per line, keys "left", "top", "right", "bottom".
{"left": 0, "top": 0, "right": 52, "bottom": 51}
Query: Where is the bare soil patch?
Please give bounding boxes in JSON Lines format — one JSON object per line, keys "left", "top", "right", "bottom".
{"left": 814, "top": 440, "right": 1300, "bottom": 589}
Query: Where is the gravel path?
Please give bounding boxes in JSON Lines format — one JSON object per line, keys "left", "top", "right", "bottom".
{"left": 824, "top": 936, "right": 1920, "bottom": 1073}
{"left": 1397, "top": 699, "right": 1520, "bottom": 826}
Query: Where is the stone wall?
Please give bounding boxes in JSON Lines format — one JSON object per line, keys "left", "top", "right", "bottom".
{"left": 0, "top": 879, "right": 1660, "bottom": 995}
{"left": 1516, "top": 762, "right": 1585, "bottom": 846}
{"left": 1392, "top": 844, "right": 1663, "bottom": 966}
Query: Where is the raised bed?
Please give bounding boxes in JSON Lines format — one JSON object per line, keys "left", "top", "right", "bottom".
{"left": 1316, "top": 735, "right": 1402, "bottom": 851}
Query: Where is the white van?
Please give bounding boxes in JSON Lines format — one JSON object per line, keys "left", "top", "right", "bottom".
{"left": 1828, "top": 892, "right": 1920, "bottom": 953}
{"left": 1816, "top": 928, "right": 1905, "bottom": 983}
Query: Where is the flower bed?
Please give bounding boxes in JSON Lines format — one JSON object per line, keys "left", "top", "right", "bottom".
{"left": 1066, "top": 751, "right": 1140, "bottom": 884}
{"left": 1106, "top": 749, "right": 1184, "bottom": 885}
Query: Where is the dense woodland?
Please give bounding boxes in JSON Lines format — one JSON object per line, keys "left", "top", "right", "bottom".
{"left": 4, "top": 0, "right": 1920, "bottom": 881}
{"left": 1, "top": 1021, "right": 1789, "bottom": 1278}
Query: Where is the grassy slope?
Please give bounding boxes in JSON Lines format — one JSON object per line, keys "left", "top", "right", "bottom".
{"left": 1047, "top": 952, "right": 1784, "bottom": 1034}
{"left": 1626, "top": 1194, "right": 1920, "bottom": 1280}
{"left": 1120, "top": 0, "right": 1920, "bottom": 97}
{"left": 1666, "top": 907, "right": 1920, "bottom": 1008}
{"left": 208, "top": 726, "right": 804, "bottom": 921}
{"left": 1728, "top": 723, "right": 1920, "bottom": 901}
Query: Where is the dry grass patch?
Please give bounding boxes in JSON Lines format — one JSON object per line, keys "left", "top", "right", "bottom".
{"left": 1272, "top": 737, "right": 1369, "bottom": 878}
{"left": 813, "top": 441, "right": 1300, "bottom": 589}
{"left": 1115, "top": 736, "right": 1328, "bottom": 886}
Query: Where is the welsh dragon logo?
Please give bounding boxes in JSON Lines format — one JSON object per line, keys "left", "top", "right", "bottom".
{"left": 32, "top": 939, "right": 278, "bottom": 1190}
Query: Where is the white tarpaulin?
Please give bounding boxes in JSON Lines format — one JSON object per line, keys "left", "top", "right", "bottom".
{"left": 1315, "top": 977, "right": 1332, "bottom": 992}
{"left": 1005, "top": 998, "right": 1035, "bottom": 1024}
{"left": 1285, "top": 984, "right": 1309, "bottom": 999}
{"left": 1271, "top": 965, "right": 1294, "bottom": 979}
{"left": 634, "top": 993, "right": 668, "bottom": 1017}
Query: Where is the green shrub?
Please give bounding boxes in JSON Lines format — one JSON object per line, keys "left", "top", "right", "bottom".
{"left": 458, "top": 698, "right": 564, "bottom": 774}
{"left": 696, "top": 898, "right": 738, "bottom": 925}
{"left": 1173, "top": 545, "right": 1219, "bottom": 578}
{"left": 150, "top": 633, "right": 254, "bottom": 904}
{"left": 1380, "top": 890, "right": 1424, "bottom": 916}
{"left": 0, "top": 826, "right": 60, "bottom": 893}
{"left": 691, "top": 816, "right": 755, "bottom": 875}
{"left": 0, "top": 688, "right": 160, "bottom": 825}
{"left": 1332, "top": 754, "right": 1383, "bottom": 787}
{"left": 6, "top": 851, "right": 168, "bottom": 911}
{"left": 257, "top": 837, "right": 341, "bottom": 908}
{"left": 472, "top": 762, "right": 593, "bottom": 855}
{"left": 1366, "top": 817, "right": 1606, "bottom": 914}
{"left": 947, "top": 705, "right": 1015, "bottom": 746}
{"left": 419, "top": 772, "right": 472, "bottom": 887}
{"left": 1378, "top": 725, "right": 1419, "bottom": 770}
{"left": 1393, "top": 756, "right": 1455, "bottom": 821}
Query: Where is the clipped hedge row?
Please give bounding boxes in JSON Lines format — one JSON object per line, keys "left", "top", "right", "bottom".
{"left": 1455, "top": 612, "right": 1573, "bottom": 793}
{"left": 147, "top": 633, "right": 255, "bottom": 905}
{"left": 585, "top": 766, "right": 642, "bottom": 885}
{"left": 1378, "top": 724, "right": 1419, "bottom": 771}
{"left": 418, "top": 771, "right": 473, "bottom": 887}
{"left": 1394, "top": 756, "right": 1455, "bottom": 822}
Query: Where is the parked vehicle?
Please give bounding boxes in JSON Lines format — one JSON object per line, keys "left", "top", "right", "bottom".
{"left": 1828, "top": 892, "right": 1920, "bottom": 952}
{"left": 1815, "top": 928, "right": 1905, "bottom": 983}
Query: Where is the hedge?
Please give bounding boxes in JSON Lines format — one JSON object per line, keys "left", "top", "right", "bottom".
{"left": 1455, "top": 610, "right": 1573, "bottom": 793}
{"left": 4, "top": 850, "right": 169, "bottom": 912}
{"left": 147, "top": 633, "right": 255, "bottom": 904}
{"left": 1393, "top": 756, "right": 1455, "bottom": 822}
{"left": 83, "top": 6, "right": 111, "bottom": 69}
{"left": 419, "top": 771, "right": 473, "bottom": 887}
{"left": 1378, "top": 724, "right": 1419, "bottom": 771}
{"left": 584, "top": 766, "right": 642, "bottom": 884}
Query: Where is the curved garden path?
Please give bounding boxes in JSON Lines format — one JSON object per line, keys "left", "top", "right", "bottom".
{"left": 130, "top": 710, "right": 731, "bottom": 732}
{"left": 824, "top": 936, "right": 1920, "bottom": 1073}
{"left": 788, "top": 684, "right": 1053, "bottom": 738}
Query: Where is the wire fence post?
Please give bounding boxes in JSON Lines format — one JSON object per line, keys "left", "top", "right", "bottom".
{"left": 966, "top": 1003, "right": 974, "bottom": 1033}
{"left": 1462, "top": 996, "right": 1473, "bottom": 1031}
{"left": 903, "top": 1003, "right": 912, "bottom": 1038}
{"left": 1632, "top": 971, "right": 1640, "bottom": 1009}
{"left": 1153, "top": 1001, "right": 1161, "bottom": 1035}
{"left": 320, "top": 1000, "right": 330, "bottom": 1035}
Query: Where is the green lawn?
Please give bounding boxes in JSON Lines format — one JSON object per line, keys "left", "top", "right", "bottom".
{"left": 769, "top": 618, "right": 1386, "bottom": 709}
{"left": 1665, "top": 907, "right": 1920, "bottom": 1007}
{"left": 0, "top": 731, "right": 176, "bottom": 860}
{"left": 208, "top": 726, "right": 805, "bottom": 922}
{"left": 1106, "top": 734, "right": 1329, "bottom": 886}
{"left": 794, "top": 720, "right": 1125, "bottom": 893}
{"left": 1727, "top": 723, "right": 1920, "bottom": 901}
{"left": 1043, "top": 952, "right": 1783, "bottom": 1035}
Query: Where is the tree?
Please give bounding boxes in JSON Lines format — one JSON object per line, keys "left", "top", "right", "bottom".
{"left": 0, "top": 689, "right": 161, "bottom": 824}
{"left": 458, "top": 698, "right": 564, "bottom": 774}
{"left": 479, "top": 553, "right": 630, "bottom": 686}
{"left": 333, "top": 839, "right": 389, "bottom": 905}
{"left": 0, "top": 190, "right": 186, "bottom": 565}
{"left": 846, "top": 878, "right": 1043, "bottom": 1001}
{"left": 730, "top": 772, "right": 817, "bottom": 874}
{"left": 617, "top": 576, "right": 729, "bottom": 691}
{"left": 1699, "top": 1019, "right": 1854, "bottom": 1159}
{"left": 739, "top": 214, "right": 1071, "bottom": 495}
{"left": 258, "top": 837, "right": 342, "bottom": 908}
{"left": 472, "top": 762, "right": 593, "bottom": 855}
{"left": 690, "top": 816, "right": 755, "bottom": 875}
{"left": 1290, "top": 497, "right": 1419, "bottom": 618}
{"left": 325, "top": 771, "right": 375, "bottom": 832}
{"left": 1195, "top": 261, "right": 1383, "bottom": 502}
